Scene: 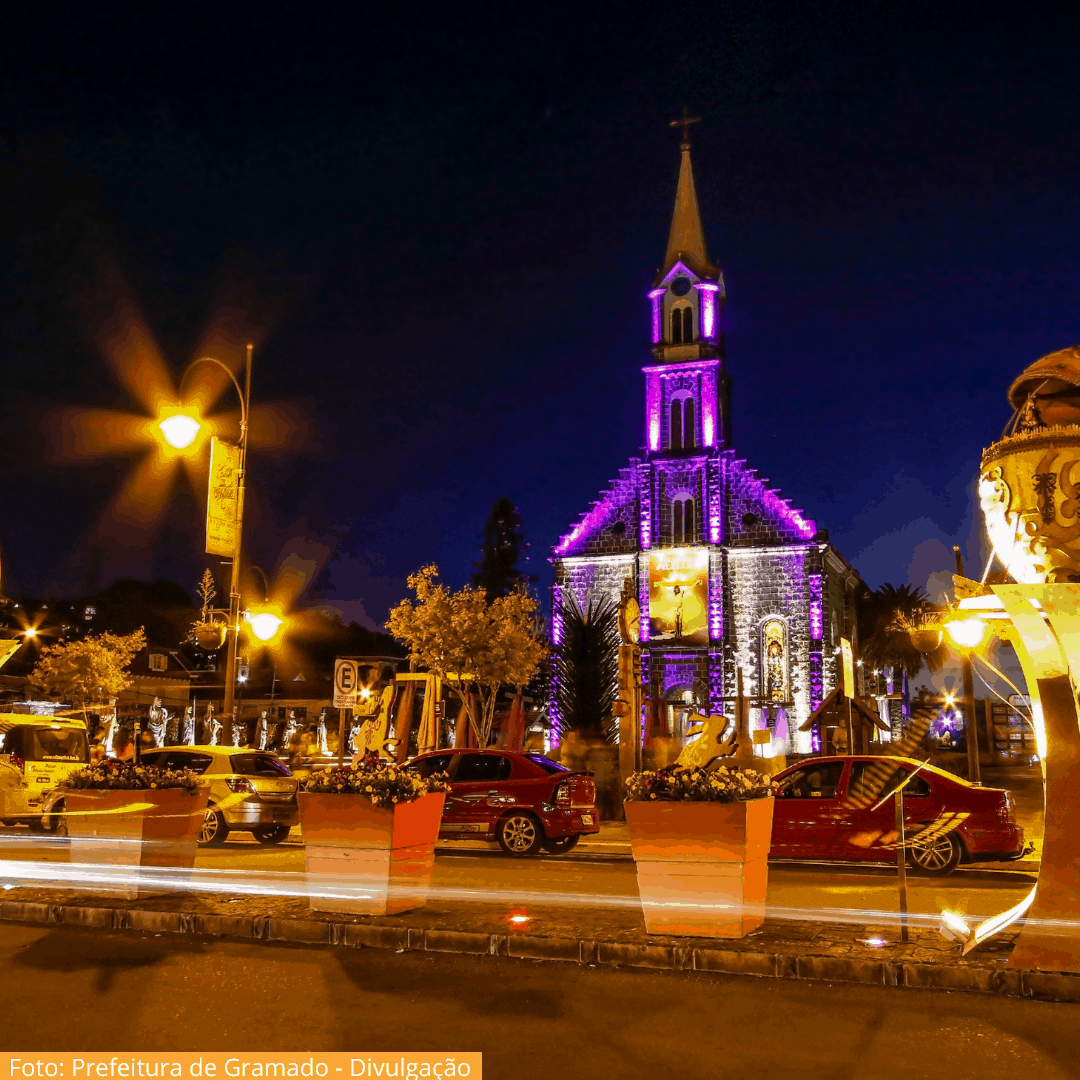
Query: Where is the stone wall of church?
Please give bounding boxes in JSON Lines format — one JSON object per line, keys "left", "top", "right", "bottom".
{"left": 556, "top": 555, "right": 637, "bottom": 615}
{"left": 725, "top": 546, "right": 814, "bottom": 753}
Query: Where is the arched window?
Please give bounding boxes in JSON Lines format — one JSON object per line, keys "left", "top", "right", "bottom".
{"left": 672, "top": 494, "right": 695, "bottom": 544}
{"left": 761, "top": 619, "right": 788, "bottom": 702}
{"left": 670, "top": 305, "right": 693, "bottom": 344}
{"left": 668, "top": 394, "right": 696, "bottom": 450}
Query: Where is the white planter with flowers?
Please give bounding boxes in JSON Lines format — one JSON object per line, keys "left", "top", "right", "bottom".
{"left": 59, "top": 760, "right": 208, "bottom": 900}
{"left": 624, "top": 764, "right": 777, "bottom": 938}
{"left": 298, "top": 760, "right": 449, "bottom": 917}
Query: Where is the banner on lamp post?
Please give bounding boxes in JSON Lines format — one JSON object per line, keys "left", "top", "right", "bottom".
{"left": 206, "top": 436, "right": 241, "bottom": 557}
{"left": 840, "top": 637, "right": 855, "bottom": 699}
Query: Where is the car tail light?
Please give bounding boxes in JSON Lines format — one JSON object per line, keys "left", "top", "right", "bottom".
{"left": 554, "top": 782, "right": 570, "bottom": 808}
{"left": 226, "top": 777, "right": 256, "bottom": 794}
{"left": 999, "top": 792, "right": 1015, "bottom": 823}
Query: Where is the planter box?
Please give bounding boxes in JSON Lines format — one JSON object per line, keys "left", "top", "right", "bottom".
{"left": 625, "top": 798, "right": 774, "bottom": 937}
{"left": 298, "top": 791, "right": 445, "bottom": 917}
{"left": 64, "top": 787, "right": 210, "bottom": 900}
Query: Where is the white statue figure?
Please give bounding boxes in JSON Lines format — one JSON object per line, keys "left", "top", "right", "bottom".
{"left": 102, "top": 704, "right": 119, "bottom": 757}
{"left": 347, "top": 720, "right": 364, "bottom": 756}
{"left": 206, "top": 703, "right": 222, "bottom": 747}
{"left": 182, "top": 702, "right": 196, "bottom": 745}
{"left": 317, "top": 708, "right": 330, "bottom": 756}
{"left": 282, "top": 710, "right": 301, "bottom": 752}
{"left": 257, "top": 710, "right": 270, "bottom": 751}
{"left": 231, "top": 721, "right": 244, "bottom": 748}
{"left": 147, "top": 697, "right": 168, "bottom": 748}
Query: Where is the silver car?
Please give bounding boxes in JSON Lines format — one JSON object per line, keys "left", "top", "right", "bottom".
{"left": 139, "top": 745, "right": 299, "bottom": 846}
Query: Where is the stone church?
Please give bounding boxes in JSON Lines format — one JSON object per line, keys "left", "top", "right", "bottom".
{"left": 551, "top": 135, "right": 861, "bottom": 756}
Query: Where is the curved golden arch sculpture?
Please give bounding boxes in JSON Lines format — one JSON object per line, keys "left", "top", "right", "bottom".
{"left": 952, "top": 584, "right": 1080, "bottom": 970}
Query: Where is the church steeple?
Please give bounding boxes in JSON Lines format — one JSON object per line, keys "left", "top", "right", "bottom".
{"left": 657, "top": 123, "right": 720, "bottom": 285}
{"left": 644, "top": 117, "right": 731, "bottom": 453}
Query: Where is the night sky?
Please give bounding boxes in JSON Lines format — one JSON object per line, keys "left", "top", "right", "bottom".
{"left": 2, "top": 3, "right": 1079, "bottom": 635}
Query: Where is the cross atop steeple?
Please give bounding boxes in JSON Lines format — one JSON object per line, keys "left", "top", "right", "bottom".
{"left": 669, "top": 107, "right": 702, "bottom": 147}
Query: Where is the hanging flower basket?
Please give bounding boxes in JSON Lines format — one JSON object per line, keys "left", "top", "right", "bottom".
{"left": 624, "top": 764, "right": 777, "bottom": 937}
{"left": 298, "top": 762, "right": 449, "bottom": 916}
{"left": 194, "top": 621, "right": 227, "bottom": 652}
{"left": 58, "top": 761, "right": 209, "bottom": 900}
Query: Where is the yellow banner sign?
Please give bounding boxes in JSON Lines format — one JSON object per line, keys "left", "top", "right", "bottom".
{"left": 206, "top": 437, "right": 241, "bottom": 557}
{"left": 840, "top": 637, "right": 855, "bottom": 699}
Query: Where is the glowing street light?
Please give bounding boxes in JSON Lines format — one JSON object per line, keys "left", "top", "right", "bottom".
{"left": 245, "top": 610, "right": 284, "bottom": 642}
{"left": 944, "top": 618, "right": 986, "bottom": 649}
{"left": 158, "top": 413, "right": 202, "bottom": 450}
{"left": 22, "top": 628, "right": 36, "bottom": 639}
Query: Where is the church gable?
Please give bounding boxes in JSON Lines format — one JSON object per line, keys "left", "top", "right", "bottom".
{"left": 726, "top": 456, "right": 817, "bottom": 546}
{"left": 554, "top": 464, "right": 639, "bottom": 558}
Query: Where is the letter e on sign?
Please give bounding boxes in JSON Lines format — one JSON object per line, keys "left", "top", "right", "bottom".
{"left": 334, "top": 659, "right": 359, "bottom": 708}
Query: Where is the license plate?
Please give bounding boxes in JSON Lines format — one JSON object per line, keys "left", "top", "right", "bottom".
{"left": 581, "top": 813, "right": 594, "bottom": 825}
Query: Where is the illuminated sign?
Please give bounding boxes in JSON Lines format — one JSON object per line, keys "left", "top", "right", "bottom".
{"left": 648, "top": 548, "right": 708, "bottom": 647}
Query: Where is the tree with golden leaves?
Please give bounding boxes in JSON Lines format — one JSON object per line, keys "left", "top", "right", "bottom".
{"left": 386, "top": 565, "right": 546, "bottom": 747}
{"left": 29, "top": 629, "right": 146, "bottom": 708}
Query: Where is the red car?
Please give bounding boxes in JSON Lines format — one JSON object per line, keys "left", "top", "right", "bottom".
{"left": 408, "top": 749, "right": 599, "bottom": 856}
{"left": 770, "top": 755, "right": 1027, "bottom": 875}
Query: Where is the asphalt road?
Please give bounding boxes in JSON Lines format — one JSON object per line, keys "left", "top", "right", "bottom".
{"left": 0, "top": 922, "right": 1074, "bottom": 1079}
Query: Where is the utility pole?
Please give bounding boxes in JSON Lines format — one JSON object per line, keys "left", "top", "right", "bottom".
{"left": 954, "top": 546, "right": 982, "bottom": 784}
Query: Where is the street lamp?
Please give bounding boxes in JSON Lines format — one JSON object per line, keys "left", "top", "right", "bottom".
{"left": 160, "top": 345, "right": 253, "bottom": 736}
{"left": 158, "top": 413, "right": 202, "bottom": 450}
{"left": 245, "top": 610, "right": 284, "bottom": 642}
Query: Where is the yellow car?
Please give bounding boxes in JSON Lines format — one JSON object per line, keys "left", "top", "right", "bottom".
{"left": 139, "top": 745, "right": 299, "bottom": 845}
{"left": 0, "top": 716, "right": 89, "bottom": 829}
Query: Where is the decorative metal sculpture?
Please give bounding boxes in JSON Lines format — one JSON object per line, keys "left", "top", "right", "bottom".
{"left": 147, "top": 697, "right": 168, "bottom": 748}
{"left": 205, "top": 702, "right": 222, "bottom": 746}
{"left": 676, "top": 713, "right": 738, "bottom": 770}
{"left": 231, "top": 722, "right": 244, "bottom": 748}
{"left": 316, "top": 708, "right": 330, "bottom": 755}
{"left": 256, "top": 710, "right": 269, "bottom": 751}
{"left": 282, "top": 710, "right": 302, "bottom": 754}
{"left": 102, "top": 704, "right": 119, "bottom": 757}
{"left": 181, "top": 702, "right": 196, "bottom": 745}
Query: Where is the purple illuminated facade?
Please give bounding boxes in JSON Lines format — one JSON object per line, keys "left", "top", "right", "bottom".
{"left": 551, "top": 136, "right": 861, "bottom": 755}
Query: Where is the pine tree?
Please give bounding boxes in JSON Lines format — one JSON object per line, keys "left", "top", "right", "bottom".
{"left": 471, "top": 497, "right": 534, "bottom": 602}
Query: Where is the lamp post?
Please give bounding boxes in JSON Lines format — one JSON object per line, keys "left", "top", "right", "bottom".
{"left": 159, "top": 344, "right": 253, "bottom": 737}
{"left": 952, "top": 546, "right": 982, "bottom": 784}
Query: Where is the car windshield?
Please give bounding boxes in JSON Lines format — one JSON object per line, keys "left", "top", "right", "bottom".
{"left": 524, "top": 753, "right": 568, "bottom": 774}
{"left": 229, "top": 753, "right": 291, "bottom": 777}
{"left": 26, "top": 727, "right": 89, "bottom": 763}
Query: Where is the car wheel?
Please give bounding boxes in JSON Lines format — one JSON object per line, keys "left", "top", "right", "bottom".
{"left": 51, "top": 801, "right": 68, "bottom": 837}
{"left": 496, "top": 812, "right": 543, "bottom": 856}
{"left": 1, "top": 819, "right": 16, "bottom": 827}
{"left": 908, "top": 831, "right": 962, "bottom": 875}
{"left": 252, "top": 824, "right": 291, "bottom": 845}
{"left": 198, "top": 806, "right": 229, "bottom": 846}
{"left": 542, "top": 834, "right": 580, "bottom": 855}
{"left": 27, "top": 815, "right": 47, "bottom": 833}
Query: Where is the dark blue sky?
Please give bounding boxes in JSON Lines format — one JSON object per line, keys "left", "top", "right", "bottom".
{"left": 1, "top": 2, "right": 1079, "bottom": 626}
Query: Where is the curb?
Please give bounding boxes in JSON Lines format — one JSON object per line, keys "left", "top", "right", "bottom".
{"left": 2, "top": 899, "right": 1077, "bottom": 1003}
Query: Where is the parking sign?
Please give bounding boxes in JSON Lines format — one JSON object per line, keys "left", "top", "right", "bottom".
{"left": 334, "top": 658, "right": 359, "bottom": 708}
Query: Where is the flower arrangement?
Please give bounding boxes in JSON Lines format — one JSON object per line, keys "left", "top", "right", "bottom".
{"left": 60, "top": 758, "right": 202, "bottom": 793}
{"left": 300, "top": 758, "right": 450, "bottom": 809}
{"left": 625, "top": 764, "right": 778, "bottom": 803}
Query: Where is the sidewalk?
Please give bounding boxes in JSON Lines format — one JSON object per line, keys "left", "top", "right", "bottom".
{"left": 1, "top": 861, "right": 1075, "bottom": 1004}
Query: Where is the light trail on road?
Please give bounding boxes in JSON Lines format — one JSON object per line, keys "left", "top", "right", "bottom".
{"left": 0, "top": 850, "right": 1067, "bottom": 935}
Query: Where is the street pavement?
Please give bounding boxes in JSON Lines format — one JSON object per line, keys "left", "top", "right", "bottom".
{"left": 0, "top": 921, "right": 1074, "bottom": 1078}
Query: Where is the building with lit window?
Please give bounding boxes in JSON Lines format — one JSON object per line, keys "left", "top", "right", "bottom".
{"left": 551, "top": 136, "right": 861, "bottom": 755}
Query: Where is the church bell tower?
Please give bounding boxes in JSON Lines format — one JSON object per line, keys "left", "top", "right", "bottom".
{"left": 645, "top": 115, "right": 732, "bottom": 452}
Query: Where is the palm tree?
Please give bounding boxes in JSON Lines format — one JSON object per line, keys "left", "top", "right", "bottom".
{"left": 553, "top": 591, "right": 619, "bottom": 741}
{"left": 857, "top": 582, "right": 948, "bottom": 679}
